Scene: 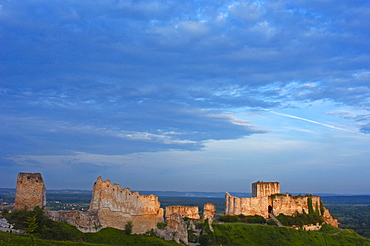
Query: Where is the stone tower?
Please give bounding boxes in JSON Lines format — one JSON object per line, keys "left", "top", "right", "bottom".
{"left": 252, "top": 181, "right": 280, "bottom": 197}
{"left": 14, "top": 172, "right": 46, "bottom": 210}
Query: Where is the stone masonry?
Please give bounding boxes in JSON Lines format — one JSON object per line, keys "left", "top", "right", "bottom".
{"left": 225, "top": 181, "right": 338, "bottom": 227}
{"left": 14, "top": 172, "right": 46, "bottom": 210}
{"left": 252, "top": 181, "right": 280, "bottom": 197}
{"left": 165, "top": 205, "right": 200, "bottom": 220}
{"left": 88, "top": 176, "right": 164, "bottom": 234}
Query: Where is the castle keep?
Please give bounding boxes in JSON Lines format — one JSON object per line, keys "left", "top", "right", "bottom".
{"left": 252, "top": 181, "right": 280, "bottom": 197}
{"left": 14, "top": 172, "right": 46, "bottom": 210}
{"left": 225, "top": 181, "right": 338, "bottom": 227}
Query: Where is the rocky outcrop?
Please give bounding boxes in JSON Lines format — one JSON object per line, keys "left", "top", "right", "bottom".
{"left": 165, "top": 205, "right": 200, "bottom": 220}
{"left": 0, "top": 217, "right": 13, "bottom": 232}
{"left": 89, "top": 177, "right": 164, "bottom": 234}
{"left": 156, "top": 213, "right": 188, "bottom": 245}
{"left": 14, "top": 173, "right": 46, "bottom": 210}
{"left": 322, "top": 207, "right": 339, "bottom": 227}
{"left": 46, "top": 210, "right": 100, "bottom": 233}
{"left": 0, "top": 217, "right": 24, "bottom": 234}
{"left": 203, "top": 203, "right": 215, "bottom": 220}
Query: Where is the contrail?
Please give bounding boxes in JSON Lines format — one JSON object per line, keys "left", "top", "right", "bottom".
{"left": 266, "top": 110, "right": 356, "bottom": 133}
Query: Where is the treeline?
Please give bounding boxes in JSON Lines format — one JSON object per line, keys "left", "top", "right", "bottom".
{"left": 328, "top": 205, "right": 370, "bottom": 238}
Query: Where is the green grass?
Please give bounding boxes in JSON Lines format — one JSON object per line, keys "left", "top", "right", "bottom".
{"left": 83, "top": 228, "right": 178, "bottom": 246}
{"left": 0, "top": 231, "right": 104, "bottom": 246}
{"left": 0, "top": 228, "right": 179, "bottom": 246}
{"left": 209, "top": 223, "right": 370, "bottom": 246}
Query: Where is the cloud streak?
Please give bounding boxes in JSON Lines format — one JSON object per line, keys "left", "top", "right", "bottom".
{"left": 266, "top": 110, "right": 357, "bottom": 133}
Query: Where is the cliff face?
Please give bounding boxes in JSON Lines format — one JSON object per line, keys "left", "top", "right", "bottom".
{"left": 89, "top": 177, "right": 164, "bottom": 234}
{"left": 14, "top": 172, "right": 46, "bottom": 210}
{"left": 165, "top": 206, "right": 200, "bottom": 220}
{"left": 322, "top": 207, "right": 339, "bottom": 227}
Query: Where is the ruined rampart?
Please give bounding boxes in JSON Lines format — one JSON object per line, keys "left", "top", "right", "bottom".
{"left": 46, "top": 210, "right": 100, "bottom": 233}
{"left": 165, "top": 206, "right": 200, "bottom": 220}
{"left": 203, "top": 203, "right": 215, "bottom": 220}
{"left": 225, "top": 182, "right": 339, "bottom": 228}
{"left": 89, "top": 177, "right": 164, "bottom": 234}
{"left": 271, "top": 194, "right": 321, "bottom": 216}
{"left": 225, "top": 192, "right": 270, "bottom": 218}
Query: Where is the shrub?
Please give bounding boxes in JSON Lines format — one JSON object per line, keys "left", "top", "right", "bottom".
{"left": 218, "top": 215, "right": 238, "bottom": 223}
{"left": 124, "top": 221, "right": 133, "bottom": 235}
{"left": 157, "top": 222, "right": 167, "bottom": 229}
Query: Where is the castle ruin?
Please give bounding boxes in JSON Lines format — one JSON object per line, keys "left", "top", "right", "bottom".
{"left": 14, "top": 172, "right": 46, "bottom": 210}
{"left": 225, "top": 181, "right": 338, "bottom": 227}
{"left": 48, "top": 176, "right": 164, "bottom": 234}
{"left": 88, "top": 176, "right": 164, "bottom": 234}
{"left": 165, "top": 205, "right": 200, "bottom": 220}
{"left": 13, "top": 173, "right": 339, "bottom": 239}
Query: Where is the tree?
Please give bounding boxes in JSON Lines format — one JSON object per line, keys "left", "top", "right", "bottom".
{"left": 24, "top": 214, "right": 38, "bottom": 233}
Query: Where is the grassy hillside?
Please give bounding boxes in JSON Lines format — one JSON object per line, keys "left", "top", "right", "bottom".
{"left": 0, "top": 228, "right": 179, "bottom": 246}
{"left": 205, "top": 223, "right": 370, "bottom": 246}
{"left": 2, "top": 223, "right": 370, "bottom": 246}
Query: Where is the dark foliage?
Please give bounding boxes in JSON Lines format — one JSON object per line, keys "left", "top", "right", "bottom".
{"left": 218, "top": 214, "right": 266, "bottom": 224}
{"left": 277, "top": 212, "right": 324, "bottom": 227}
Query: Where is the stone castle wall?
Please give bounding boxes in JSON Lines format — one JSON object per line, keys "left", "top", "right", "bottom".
{"left": 226, "top": 180, "right": 339, "bottom": 228}
{"left": 225, "top": 192, "right": 270, "bottom": 218}
{"left": 165, "top": 206, "right": 200, "bottom": 220}
{"left": 14, "top": 172, "right": 46, "bottom": 210}
{"left": 252, "top": 182, "right": 280, "bottom": 197}
{"left": 89, "top": 177, "right": 164, "bottom": 234}
{"left": 203, "top": 203, "right": 215, "bottom": 220}
{"left": 271, "top": 194, "right": 321, "bottom": 216}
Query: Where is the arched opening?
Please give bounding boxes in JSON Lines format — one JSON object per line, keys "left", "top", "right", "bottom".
{"left": 268, "top": 205, "right": 273, "bottom": 214}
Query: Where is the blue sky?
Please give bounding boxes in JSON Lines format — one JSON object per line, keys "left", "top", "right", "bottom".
{"left": 1, "top": 0, "right": 370, "bottom": 194}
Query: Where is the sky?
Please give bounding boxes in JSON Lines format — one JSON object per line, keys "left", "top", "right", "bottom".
{"left": 1, "top": 0, "right": 370, "bottom": 194}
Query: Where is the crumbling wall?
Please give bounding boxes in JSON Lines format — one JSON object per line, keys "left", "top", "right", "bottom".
{"left": 272, "top": 194, "right": 321, "bottom": 216}
{"left": 165, "top": 206, "right": 200, "bottom": 220}
{"left": 225, "top": 191, "right": 339, "bottom": 227}
{"left": 203, "top": 203, "right": 215, "bottom": 220}
{"left": 156, "top": 213, "right": 188, "bottom": 245}
{"left": 14, "top": 172, "right": 46, "bottom": 210}
{"left": 46, "top": 210, "right": 100, "bottom": 233}
{"left": 225, "top": 192, "right": 269, "bottom": 218}
{"left": 252, "top": 182, "right": 280, "bottom": 197}
{"left": 89, "top": 177, "right": 164, "bottom": 234}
